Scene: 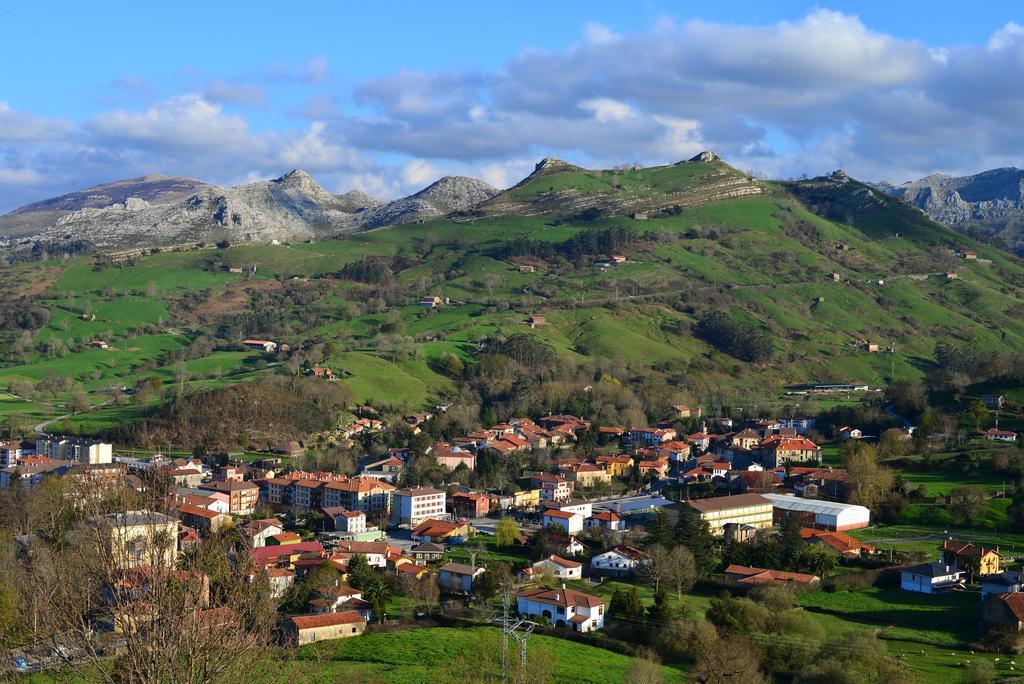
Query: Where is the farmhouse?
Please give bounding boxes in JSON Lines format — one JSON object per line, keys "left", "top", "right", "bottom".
{"left": 242, "top": 339, "right": 278, "bottom": 353}
{"left": 410, "top": 518, "right": 470, "bottom": 544}
{"left": 687, "top": 494, "right": 774, "bottom": 536}
{"left": 800, "top": 528, "right": 875, "bottom": 557}
{"left": 590, "top": 545, "right": 649, "bottom": 578}
{"left": 283, "top": 611, "right": 366, "bottom": 646}
{"left": 941, "top": 539, "right": 1000, "bottom": 578}
{"left": 984, "top": 593, "right": 1024, "bottom": 630}
{"left": 979, "top": 428, "right": 1018, "bottom": 443}
{"left": 438, "top": 562, "right": 484, "bottom": 593}
{"left": 725, "top": 564, "right": 821, "bottom": 587}
{"left": 900, "top": 562, "right": 964, "bottom": 594}
{"left": 517, "top": 587, "right": 605, "bottom": 632}
{"left": 759, "top": 435, "right": 822, "bottom": 467}
{"left": 523, "top": 555, "right": 583, "bottom": 581}
{"left": 763, "top": 494, "right": 870, "bottom": 531}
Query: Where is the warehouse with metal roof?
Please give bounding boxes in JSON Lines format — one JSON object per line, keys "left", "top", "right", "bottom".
{"left": 763, "top": 493, "right": 870, "bottom": 531}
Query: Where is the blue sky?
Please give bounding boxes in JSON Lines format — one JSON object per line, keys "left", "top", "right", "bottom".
{"left": 1, "top": 1, "right": 1022, "bottom": 211}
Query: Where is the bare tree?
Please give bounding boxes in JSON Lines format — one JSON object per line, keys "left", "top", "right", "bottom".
{"left": 638, "top": 544, "right": 673, "bottom": 593}
{"left": 8, "top": 479, "right": 278, "bottom": 684}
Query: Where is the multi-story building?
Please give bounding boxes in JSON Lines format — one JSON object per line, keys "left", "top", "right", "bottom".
{"left": 0, "top": 459, "right": 71, "bottom": 488}
{"left": 36, "top": 435, "right": 113, "bottom": 464}
{"left": 322, "top": 478, "right": 395, "bottom": 517}
{"left": 527, "top": 473, "right": 573, "bottom": 502}
{"left": 0, "top": 441, "right": 24, "bottom": 467}
{"left": 199, "top": 480, "right": 260, "bottom": 515}
{"left": 451, "top": 491, "right": 489, "bottom": 518}
{"left": 687, "top": 493, "right": 774, "bottom": 536}
{"left": 391, "top": 487, "right": 447, "bottom": 527}
{"left": 99, "top": 510, "right": 179, "bottom": 570}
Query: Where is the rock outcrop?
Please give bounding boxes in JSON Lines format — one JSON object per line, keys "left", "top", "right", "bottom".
{"left": 4, "top": 172, "right": 495, "bottom": 250}
{"left": 877, "top": 168, "right": 1024, "bottom": 250}
{"left": 360, "top": 176, "right": 498, "bottom": 228}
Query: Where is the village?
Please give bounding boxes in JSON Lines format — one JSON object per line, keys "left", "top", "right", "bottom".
{"left": 4, "top": 398, "right": 1024, "bottom": 680}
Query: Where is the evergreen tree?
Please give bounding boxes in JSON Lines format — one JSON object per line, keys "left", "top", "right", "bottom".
{"left": 676, "top": 508, "right": 714, "bottom": 574}
{"left": 347, "top": 553, "right": 374, "bottom": 589}
{"left": 778, "top": 514, "right": 803, "bottom": 571}
{"left": 645, "top": 508, "right": 675, "bottom": 548}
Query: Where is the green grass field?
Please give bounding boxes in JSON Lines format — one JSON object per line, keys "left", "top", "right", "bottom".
{"left": 283, "top": 626, "right": 686, "bottom": 683}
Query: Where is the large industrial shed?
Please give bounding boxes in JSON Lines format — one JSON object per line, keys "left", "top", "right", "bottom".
{"left": 763, "top": 494, "right": 870, "bottom": 531}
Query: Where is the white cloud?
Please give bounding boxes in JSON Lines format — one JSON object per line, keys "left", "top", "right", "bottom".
{"left": 5, "top": 12, "right": 1024, "bottom": 213}
{"left": 0, "top": 102, "right": 73, "bottom": 141}
{"left": 277, "top": 122, "right": 361, "bottom": 170}
{"left": 580, "top": 98, "right": 634, "bottom": 123}
{"left": 988, "top": 22, "right": 1024, "bottom": 52}
{"left": 401, "top": 159, "right": 440, "bottom": 187}
{"left": 583, "top": 22, "right": 619, "bottom": 46}
{"left": 87, "top": 94, "right": 256, "bottom": 151}
{"left": 0, "top": 167, "right": 44, "bottom": 184}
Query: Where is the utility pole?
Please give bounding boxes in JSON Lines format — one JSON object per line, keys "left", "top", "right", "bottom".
{"left": 493, "top": 589, "right": 537, "bottom": 684}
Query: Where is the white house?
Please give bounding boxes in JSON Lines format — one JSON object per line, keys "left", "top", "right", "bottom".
{"left": 526, "top": 555, "right": 583, "bottom": 581}
{"left": 900, "top": 562, "right": 964, "bottom": 594}
{"left": 981, "top": 571, "right": 1024, "bottom": 600}
{"left": 548, "top": 499, "right": 593, "bottom": 519}
{"left": 243, "top": 339, "right": 278, "bottom": 353}
{"left": 543, "top": 509, "right": 584, "bottom": 534}
{"left": 585, "top": 511, "right": 625, "bottom": 531}
{"left": 590, "top": 545, "right": 650, "bottom": 578}
{"left": 517, "top": 587, "right": 605, "bottom": 632}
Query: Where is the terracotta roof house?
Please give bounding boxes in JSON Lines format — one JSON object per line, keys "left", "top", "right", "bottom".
{"left": 522, "top": 554, "right": 583, "bottom": 581}
{"left": 800, "top": 528, "right": 875, "bottom": 557}
{"left": 590, "top": 545, "right": 649, "bottom": 577}
{"left": 941, "top": 539, "right": 1001, "bottom": 579}
{"left": 517, "top": 587, "right": 605, "bottom": 632}
{"left": 283, "top": 611, "right": 367, "bottom": 646}
{"left": 984, "top": 592, "right": 1024, "bottom": 631}
{"left": 410, "top": 518, "right": 471, "bottom": 543}
{"left": 725, "top": 564, "right": 821, "bottom": 587}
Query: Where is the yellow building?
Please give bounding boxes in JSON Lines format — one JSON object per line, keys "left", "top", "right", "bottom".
{"left": 596, "top": 455, "right": 633, "bottom": 478}
{"left": 687, "top": 494, "right": 773, "bottom": 536}
{"left": 559, "top": 463, "right": 612, "bottom": 488}
{"left": 100, "top": 510, "right": 179, "bottom": 570}
{"left": 511, "top": 489, "right": 541, "bottom": 509}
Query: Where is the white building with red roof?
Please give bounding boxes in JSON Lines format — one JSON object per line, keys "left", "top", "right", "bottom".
{"left": 517, "top": 586, "right": 605, "bottom": 632}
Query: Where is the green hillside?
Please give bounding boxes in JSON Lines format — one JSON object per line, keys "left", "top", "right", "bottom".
{"left": 2, "top": 159, "right": 1024, "bottom": 441}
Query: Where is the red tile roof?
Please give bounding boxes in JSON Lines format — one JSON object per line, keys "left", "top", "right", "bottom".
{"left": 517, "top": 586, "right": 604, "bottom": 608}
{"left": 289, "top": 611, "right": 366, "bottom": 630}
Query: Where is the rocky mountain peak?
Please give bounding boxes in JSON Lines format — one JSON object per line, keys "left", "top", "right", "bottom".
{"left": 532, "top": 157, "right": 585, "bottom": 176}
{"left": 412, "top": 176, "right": 498, "bottom": 212}
{"left": 687, "top": 151, "right": 721, "bottom": 163}
{"left": 336, "top": 189, "right": 382, "bottom": 213}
